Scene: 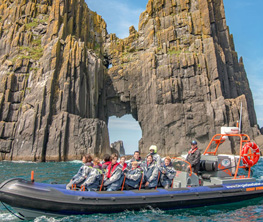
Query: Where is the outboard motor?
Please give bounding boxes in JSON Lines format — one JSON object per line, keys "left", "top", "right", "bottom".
{"left": 200, "top": 155, "right": 236, "bottom": 180}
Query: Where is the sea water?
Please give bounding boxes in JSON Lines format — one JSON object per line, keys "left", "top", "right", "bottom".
{"left": 1, "top": 160, "right": 263, "bottom": 222}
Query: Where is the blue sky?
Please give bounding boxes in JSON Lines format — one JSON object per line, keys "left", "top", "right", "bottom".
{"left": 86, "top": 0, "right": 263, "bottom": 154}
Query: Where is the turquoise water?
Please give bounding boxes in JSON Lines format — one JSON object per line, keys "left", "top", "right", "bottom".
{"left": 1, "top": 160, "right": 263, "bottom": 222}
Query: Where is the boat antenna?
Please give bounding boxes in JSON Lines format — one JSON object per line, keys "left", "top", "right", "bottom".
{"left": 239, "top": 102, "right": 242, "bottom": 133}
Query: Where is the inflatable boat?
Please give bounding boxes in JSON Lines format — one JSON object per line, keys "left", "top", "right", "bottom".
{"left": 0, "top": 129, "right": 262, "bottom": 220}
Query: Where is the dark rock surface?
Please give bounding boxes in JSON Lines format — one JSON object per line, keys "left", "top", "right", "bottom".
{"left": 0, "top": 0, "right": 261, "bottom": 161}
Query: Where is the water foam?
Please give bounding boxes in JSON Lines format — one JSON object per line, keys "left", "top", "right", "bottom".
{"left": 34, "top": 215, "right": 58, "bottom": 222}
{"left": 1, "top": 160, "right": 36, "bottom": 163}
{"left": 0, "top": 213, "right": 17, "bottom": 221}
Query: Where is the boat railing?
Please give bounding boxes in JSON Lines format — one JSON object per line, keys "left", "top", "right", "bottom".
{"left": 99, "top": 174, "right": 104, "bottom": 191}
{"left": 203, "top": 133, "right": 252, "bottom": 179}
{"left": 139, "top": 173, "right": 144, "bottom": 190}
{"left": 172, "top": 157, "right": 193, "bottom": 176}
{"left": 121, "top": 175, "right": 126, "bottom": 191}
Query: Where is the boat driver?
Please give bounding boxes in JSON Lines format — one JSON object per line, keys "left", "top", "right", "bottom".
{"left": 186, "top": 140, "right": 201, "bottom": 174}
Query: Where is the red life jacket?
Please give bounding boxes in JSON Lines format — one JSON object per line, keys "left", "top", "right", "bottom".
{"left": 121, "top": 163, "right": 127, "bottom": 171}
{"left": 188, "top": 147, "right": 198, "bottom": 154}
{"left": 102, "top": 161, "right": 111, "bottom": 168}
{"left": 106, "top": 163, "right": 119, "bottom": 178}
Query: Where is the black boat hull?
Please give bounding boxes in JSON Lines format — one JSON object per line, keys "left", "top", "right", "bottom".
{"left": 1, "top": 178, "right": 263, "bottom": 219}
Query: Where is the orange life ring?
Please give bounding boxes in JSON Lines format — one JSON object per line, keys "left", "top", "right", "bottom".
{"left": 241, "top": 142, "right": 260, "bottom": 167}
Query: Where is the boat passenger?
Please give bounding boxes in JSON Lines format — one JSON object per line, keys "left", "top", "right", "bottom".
{"left": 81, "top": 167, "right": 101, "bottom": 191}
{"left": 141, "top": 154, "right": 159, "bottom": 189}
{"left": 119, "top": 156, "right": 128, "bottom": 172}
{"left": 66, "top": 154, "right": 93, "bottom": 190}
{"left": 101, "top": 154, "right": 111, "bottom": 172}
{"left": 186, "top": 140, "right": 201, "bottom": 174}
{"left": 128, "top": 151, "right": 142, "bottom": 169}
{"left": 159, "top": 156, "right": 176, "bottom": 189}
{"left": 148, "top": 145, "right": 161, "bottom": 167}
{"left": 124, "top": 161, "right": 142, "bottom": 190}
{"left": 103, "top": 153, "right": 123, "bottom": 191}
{"left": 85, "top": 154, "right": 93, "bottom": 167}
{"left": 93, "top": 157, "right": 102, "bottom": 170}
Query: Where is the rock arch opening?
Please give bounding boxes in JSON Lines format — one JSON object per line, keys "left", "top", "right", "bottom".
{"left": 108, "top": 114, "right": 142, "bottom": 155}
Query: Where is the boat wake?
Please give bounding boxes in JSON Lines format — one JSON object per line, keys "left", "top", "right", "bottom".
{"left": 140, "top": 206, "right": 165, "bottom": 214}
{"left": 34, "top": 215, "right": 60, "bottom": 222}
{"left": 0, "top": 213, "right": 17, "bottom": 221}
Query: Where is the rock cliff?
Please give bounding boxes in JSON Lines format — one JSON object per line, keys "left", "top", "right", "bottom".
{"left": 0, "top": 0, "right": 261, "bottom": 161}
{"left": 111, "top": 140, "right": 125, "bottom": 156}
{"left": 0, "top": 0, "right": 110, "bottom": 161}
{"left": 104, "top": 0, "right": 261, "bottom": 156}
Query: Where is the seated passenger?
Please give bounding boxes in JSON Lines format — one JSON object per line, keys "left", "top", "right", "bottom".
{"left": 101, "top": 154, "right": 111, "bottom": 172}
{"left": 93, "top": 157, "right": 102, "bottom": 170}
{"left": 141, "top": 154, "right": 159, "bottom": 189}
{"left": 66, "top": 154, "right": 93, "bottom": 190}
{"left": 148, "top": 145, "right": 161, "bottom": 167}
{"left": 81, "top": 167, "right": 101, "bottom": 191}
{"left": 128, "top": 151, "right": 142, "bottom": 169}
{"left": 119, "top": 156, "right": 127, "bottom": 172}
{"left": 124, "top": 161, "right": 142, "bottom": 190}
{"left": 85, "top": 154, "right": 93, "bottom": 167}
{"left": 159, "top": 156, "right": 176, "bottom": 189}
{"left": 103, "top": 153, "right": 123, "bottom": 191}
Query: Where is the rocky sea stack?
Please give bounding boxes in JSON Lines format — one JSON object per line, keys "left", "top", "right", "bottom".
{"left": 0, "top": 0, "right": 261, "bottom": 161}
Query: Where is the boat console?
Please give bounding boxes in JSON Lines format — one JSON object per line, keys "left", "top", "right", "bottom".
{"left": 171, "top": 127, "right": 260, "bottom": 188}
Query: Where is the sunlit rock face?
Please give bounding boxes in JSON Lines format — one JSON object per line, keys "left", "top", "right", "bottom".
{"left": 0, "top": 0, "right": 110, "bottom": 161}
{"left": 0, "top": 0, "right": 260, "bottom": 161}
{"left": 104, "top": 0, "right": 260, "bottom": 156}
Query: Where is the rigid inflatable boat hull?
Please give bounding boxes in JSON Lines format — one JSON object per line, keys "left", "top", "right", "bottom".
{"left": 1, "top": 178, "right": 263, "bottom": 219}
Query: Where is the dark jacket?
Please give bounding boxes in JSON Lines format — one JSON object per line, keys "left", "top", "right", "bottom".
{"left": 141, "top": 161, "right": 159, "bottom": 188}
{"left": 103, "top": 164, "right": 123, "bottom": 191}
{"left": 85, "top": 162, "right": 93, "bottom": 167}
{"left": 66, "top": 165, "right": 93, "bottom": 189}
{"left": 159, "top": 164, "right": 176, "bottom": 187}
{"left": 186, "top": 147, "right": 201, "bottom": 174}
{"left": 82, "top": 167, "right": 101, "bottom": 190}
{"left": 125, "top": 167, "right": 142, "bottom": 188}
